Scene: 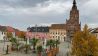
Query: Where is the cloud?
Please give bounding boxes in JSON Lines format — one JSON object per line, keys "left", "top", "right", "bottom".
{"left": 79, "top": 0, "right": 98, "bottom": 28}
{"left": 0, "top": 0, "right": 49, "bottom": 8}
{"left": 0, "top": 0, "right": 98, "bottom": 31}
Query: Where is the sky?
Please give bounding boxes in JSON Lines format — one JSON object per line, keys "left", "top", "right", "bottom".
{"left": 0, "top": 0, "right": 98, "bottom": 31}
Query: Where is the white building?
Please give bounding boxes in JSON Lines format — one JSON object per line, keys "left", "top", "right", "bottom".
{"left": 0, "top": 31, "right": 17, "bottom": 41}
{"left": 49, "top": 24, "right": 66, "bottom": 42}
{"left": 91, "top": 28, "right": 98, "bottom": 39}
{"left": 0, "top": 31, "right": 6, "bottom": 41}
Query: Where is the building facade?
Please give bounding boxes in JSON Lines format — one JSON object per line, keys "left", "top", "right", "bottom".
{"left": 0, "top": 31, "right": 6, "bottom": 41}
{"left": 26, "top": 26, "right": 50, "bottom": 40}
{"left": 0, "top": 26, "right": 18, "bottom": 41}
{"left": 66, "top": 0, "right": 81, "bottom": 42}
{"left": 26, "top": 0, "right": 81, "bottom": 43}
{"left": 26, "top": 26, "right": 50, "bottom": 47}
{"left": 91, "top": 28, "right": 98, "bottom": 39}
{"left": 49, "top": 24, "right": 66, "bottom": 42}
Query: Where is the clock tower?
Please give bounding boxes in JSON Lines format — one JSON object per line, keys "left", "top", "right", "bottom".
{"left": 66, "top": 0, "right": 81, "bottom": 42}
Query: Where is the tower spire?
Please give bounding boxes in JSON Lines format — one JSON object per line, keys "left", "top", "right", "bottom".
{"left": 73, "top": 0, "right": 76, "bottom": 4}
{"left": 72, "top": 0, "right": 77, "bottom": 9}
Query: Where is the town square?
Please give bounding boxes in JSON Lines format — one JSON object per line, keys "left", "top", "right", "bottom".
{"left": 0, "top": 0, "right": 98, "bottom": 56}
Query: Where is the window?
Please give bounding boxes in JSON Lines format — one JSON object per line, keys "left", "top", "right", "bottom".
{"left": 58, "top": 36, "right": 60, "bottom": 40}
{"left": 38, "top": 29, "right": 40, "bottom": 31}
{"left": 56, "top": 32, "right": 58, "bottom": 34}
{"left": 42, "top": 29, "right": 44, "bottom": 31}
{"left": 53, "top": 36, "right": 54, "bottom": 38}
{"left": 61, "top": 32, "right": 62, "bottom": 35}
{"left": 53, "top": 32, "right": 54, "bottom": 34}
{"left": 2, "top": 32, "right": 3, "bottom": 34}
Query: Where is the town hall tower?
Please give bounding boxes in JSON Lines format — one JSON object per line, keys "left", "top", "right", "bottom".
{"left": 66, "top": 0, "right": 81, "bottom": 42}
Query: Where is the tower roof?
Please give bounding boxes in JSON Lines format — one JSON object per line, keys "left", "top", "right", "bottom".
{"left": 73, "top": 0, "right": 76, "bottom": 4}
{"left": 72, "top": 0, "right": 77, "bottom": 9}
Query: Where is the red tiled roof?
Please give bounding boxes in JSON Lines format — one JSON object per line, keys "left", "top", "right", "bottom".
{"left": 6, "top": 26, "right": 15, "bottom": 32}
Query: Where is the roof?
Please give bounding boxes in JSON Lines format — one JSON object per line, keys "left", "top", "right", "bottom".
{"left": 50, "top": 24, "right": 66, "bottom": 29}
{"left": 0, "top": 26, "right": 6, "bottom": 31}
{"left": 28, "top": 26, "right": 49, "bottom": 32}
{"left": 6, "top": 26, "right": 15, "bottom": 32}
{"left": 92, "top": 28, "right": 98, "bottom": 33}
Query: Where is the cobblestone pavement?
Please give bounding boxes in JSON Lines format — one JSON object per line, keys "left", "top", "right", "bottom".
{"left": 0, "top": 42, "right": 71, "bottom": 56}
{"left": 0, "top": 52, "right": 37, "bottom": 56}
{"left": 0, "top": 42, "right": 36, "bottom": 56}
{"left": 57, "top": 42, "right": 71, "bottom": 56}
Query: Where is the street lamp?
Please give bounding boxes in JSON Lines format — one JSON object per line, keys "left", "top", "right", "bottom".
{"left": 3, "top": 36, "right": 6, "bottom": 54}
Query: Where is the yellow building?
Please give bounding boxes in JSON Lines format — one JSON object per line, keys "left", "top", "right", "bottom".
{"left": 49, "top": 24, "right": 66, "bottom": 42}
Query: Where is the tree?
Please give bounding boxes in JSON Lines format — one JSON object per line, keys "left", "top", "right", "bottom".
{"left": 7, "top": 32, "right": 13, "bottom": 38}
{"left": 37, "top": 45, "right": 43, "bottom": 56}
{"left": 46, "top": 40, "right": 59, "bottom": 56}
{"left": 30, "top": 38, "right": 39, "bottom": 53}
{"left": 10, "top": 37, "right": 17, "bottom": 44}
{"left": 55, "top": 40, "right": 60, "bottom": 48}
{"left": 72, "top": 24, "right": 98, "bottom": 56}
{"left": 10, "top": 37, "right": 19, "bottom": 51}
{"left": 18, "top": 31, "right": 25, "bottom": 39}
{"left": 46, "top": 39, "right": 55, "bottom": 50}
{"left": 24, "top": 44, "right": 30, "bottom": 54}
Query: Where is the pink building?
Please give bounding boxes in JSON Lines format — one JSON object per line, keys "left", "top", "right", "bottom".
{"left": 26, "top": 32, "right": 50, "bottom": 40}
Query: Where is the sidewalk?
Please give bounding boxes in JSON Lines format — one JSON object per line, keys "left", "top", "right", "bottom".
{"left": 57, "top": 42, "right": 71, "bottom": 56}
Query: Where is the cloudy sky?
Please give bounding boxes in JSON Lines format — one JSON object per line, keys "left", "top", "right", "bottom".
{"left": 0, "top": 0, "right": 98, "bottom": 31}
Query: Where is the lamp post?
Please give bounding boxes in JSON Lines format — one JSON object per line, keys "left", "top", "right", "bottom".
{"left": 35, "top": 24, "right": 38, "bottom": 39}
{"left": 6, "top": 45, "right": 9, "bottom": 54}
{"left": 3, "top": 36, "right": 6, "bottom": 54}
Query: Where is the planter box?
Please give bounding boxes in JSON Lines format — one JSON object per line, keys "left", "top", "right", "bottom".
{"left": 47, "top": 47, "right": 59, "bottom": 56}
{"left": 47, "top": 51, "right": 52, "bottom": 56}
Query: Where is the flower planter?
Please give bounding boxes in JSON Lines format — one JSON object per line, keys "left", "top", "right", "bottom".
{"left": 47, "top": 51, "right": 52, "bottom": 56}
{"left": 38, "top": 52, "right": 41, "bottom": 56}
{"left": 56, "top": 47, "right": 59, "bottom": 53}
